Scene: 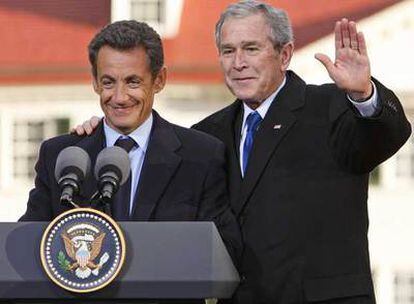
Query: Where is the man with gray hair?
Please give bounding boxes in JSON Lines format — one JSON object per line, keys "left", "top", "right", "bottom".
{"left": 194, "top": 1, "right": 410, "bottom": 303}
{"left": 75, "top": 1, "right": 411, "bottom": 303}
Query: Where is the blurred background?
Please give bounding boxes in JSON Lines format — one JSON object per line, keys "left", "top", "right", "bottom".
{"left": 0, "top": 1, "right": 412, "bottom": 303}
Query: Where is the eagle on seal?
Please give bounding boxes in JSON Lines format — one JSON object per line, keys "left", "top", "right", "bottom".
{"left": 61, "top": 232, "right": 107, "bottom": 279}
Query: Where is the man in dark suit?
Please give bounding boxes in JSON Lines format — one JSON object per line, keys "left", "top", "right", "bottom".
{"left": 19, "top": 21, "right": 241, "bottom": 266}
{"left": 73, "top": 1, "right": 411, "bottom": 303}
{"left": 192, "top": 2, "right": 411, "bottom": 304}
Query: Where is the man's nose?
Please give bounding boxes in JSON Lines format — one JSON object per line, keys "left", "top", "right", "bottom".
{"left": 113, "top": 84, "right": 128, "bottom": 103}
{"left": 233, "top": 50, "right": 247, "bottom": 71}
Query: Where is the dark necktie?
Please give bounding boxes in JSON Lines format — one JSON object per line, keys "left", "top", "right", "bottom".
{"left": 242, "top": 111, "right": 262, "bottom": 175}
{"left": 112, "top": 136, "right": 136, "bottom": 220}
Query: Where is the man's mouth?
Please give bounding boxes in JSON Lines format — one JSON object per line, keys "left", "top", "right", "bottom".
{"left": 233, "top": 77, "right": 256, "bottom": 83}
{"left": 108, "top": 104, "right": 135, "bottom": 114}
{"left": 111, "top": 105, "right": 134, "bottom": 109}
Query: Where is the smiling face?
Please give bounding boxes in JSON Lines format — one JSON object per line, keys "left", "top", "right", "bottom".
{"left": 93, "top": 46, "right": 166, "bottom": 134}
{"left": 219, "top": 13, "right": 293, "bottom": 108}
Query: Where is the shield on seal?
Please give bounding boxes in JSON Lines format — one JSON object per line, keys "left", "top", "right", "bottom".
{"left": 40, "top": 208, "right": 126, "bottom": 293}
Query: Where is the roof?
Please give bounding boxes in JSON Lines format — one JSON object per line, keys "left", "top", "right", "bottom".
{"left": 0, "top": 0, "right": 110, "bottom": 84}
{"left": 0, "top": 0, "right": 402, "bottom": 84}
{"left": 165, "top": 0, "right": 403, "bottom": 83}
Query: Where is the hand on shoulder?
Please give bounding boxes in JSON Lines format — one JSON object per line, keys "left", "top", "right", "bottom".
{"left": 71, "top": 116, "right": 101, "bottom": 136}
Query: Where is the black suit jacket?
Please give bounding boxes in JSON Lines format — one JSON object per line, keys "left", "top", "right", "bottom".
{"left": 20, "top": 111, "right": 242, "bottom": 264}
{"left": 194, "top": 71, "right": 411, "bottom": 303}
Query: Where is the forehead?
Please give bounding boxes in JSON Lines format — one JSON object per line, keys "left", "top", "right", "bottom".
{"left": 220, "top": 13, "right": 271, "bottom": 45}
{"left": 96, "top": 46, "right": 150, "bottom": 75}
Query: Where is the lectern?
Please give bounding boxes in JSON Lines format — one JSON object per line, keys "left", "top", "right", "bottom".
{"left": 0, "top": 222, "right": 239, "bottom": 303}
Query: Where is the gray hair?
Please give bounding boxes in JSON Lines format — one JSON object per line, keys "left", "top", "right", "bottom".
{"left": 215, "top": 0, "right": 293, "bottom": 50}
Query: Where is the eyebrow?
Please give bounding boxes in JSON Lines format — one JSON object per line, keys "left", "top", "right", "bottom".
{"left": 125, "top": 75, "right": 141, "bottom": 82}
{"left": 220, "top": 40, "right": 261, "bottom": 49}
{"left": 99, "top": 74, "right": 142, "bottom": 82}
{"left": 242, "top": 41, "right": 260, "bottom": 47}
{"left": 100, "top": 74, "right": 115, "bottom": 82}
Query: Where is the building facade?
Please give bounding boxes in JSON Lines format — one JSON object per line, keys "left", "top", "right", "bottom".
{"left": 0, "top": 1, "right": 412, "bottom": 303}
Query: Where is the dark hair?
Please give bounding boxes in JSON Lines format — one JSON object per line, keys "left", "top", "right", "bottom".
{"left": 88, "top": 20, "right": 164, "bottom": 79}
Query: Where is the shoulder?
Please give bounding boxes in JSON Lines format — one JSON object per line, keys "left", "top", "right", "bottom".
{"left": 308, "top": 83, "right": 340, "bottom": 96}
{"left": 304, "top": 83, "right": 340, "bottom": 107}
{"left": 158, "top": 120, "right": 226, "bottom": 164}
{"left": 152, "top": 111, "right": 225, "bottom": 159}
{"left": 172, "top": 123, "right": 225, "bottom": 152}
{"left": 193, "top": 101, "right": 241, "bottom": 134}
{"left": 39, "top": 133, "right": 91, "bottom": 161}
{"left": 284, "top": 70, "right": 340, "bottom": 107}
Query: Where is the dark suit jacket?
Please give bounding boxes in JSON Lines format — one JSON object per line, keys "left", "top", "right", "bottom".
{"left": 20, "top": 111, "right": 242, "bottom": 265}
{"left": 193, "top": 71, "right": 411, "bottom": 304}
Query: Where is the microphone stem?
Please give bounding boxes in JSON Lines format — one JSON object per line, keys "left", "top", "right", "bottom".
{"left": 104, "top": 202, "right": 112, "bottom": 217}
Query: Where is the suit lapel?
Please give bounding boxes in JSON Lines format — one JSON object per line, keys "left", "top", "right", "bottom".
{"left": 229, "top": 106, "right": 244, "bottom": 206}
{"left": 210, "top": 102, "right": 244, "bottom": 207}
{"left": 234, "top": 71, "right": 306, "bottom": 216}
{"left": 74, "top": 121, "right": 106, "bottom": 205}
{"left": 130, "top": 111, "right": 182, "bottom": 220}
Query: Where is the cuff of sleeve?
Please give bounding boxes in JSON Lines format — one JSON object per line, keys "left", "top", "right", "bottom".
{"left": 347, "top": 81, "right": 379, "bottom": 117}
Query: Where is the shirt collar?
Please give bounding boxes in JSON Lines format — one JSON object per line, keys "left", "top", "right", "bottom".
{"left": 103, "top": 113, "right": 153, "bottom": 152}
{"left": 242, "top": 76, "right": 286, "bottom": 123}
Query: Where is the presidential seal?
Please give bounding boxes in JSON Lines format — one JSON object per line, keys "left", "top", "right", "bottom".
{"left": 40, "top": 208, "right": 126, "bottom": 293}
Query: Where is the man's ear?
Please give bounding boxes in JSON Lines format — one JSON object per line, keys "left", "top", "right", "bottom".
{"left": 280, "top": 42, "right": 294, "bottom": 71}
{"left": 153, "top": 66, "right": 167, "bottom": 93}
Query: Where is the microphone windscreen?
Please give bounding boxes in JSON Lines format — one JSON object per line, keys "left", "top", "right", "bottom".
{"left": 54, "top": 146, "right": 91, "bottom": 181}
{"left": 94, "top": 146, "right": 131, "bottom": 185}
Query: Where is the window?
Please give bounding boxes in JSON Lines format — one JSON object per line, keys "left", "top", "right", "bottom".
{"left": 130, "top": 0, "right": 165, "bottom": 24}
{"left": 13, "top": 118, "right": 69, "bottom": 180}
{"left": 394, "top": 272, "right": 414, "bottom": 304}
{"left": 111, "top": 0, "right": 183, "bottom": 38}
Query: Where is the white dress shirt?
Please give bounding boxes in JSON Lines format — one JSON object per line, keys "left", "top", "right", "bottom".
{"left": 103, "top": 113, "right": 153, "bottom": 214}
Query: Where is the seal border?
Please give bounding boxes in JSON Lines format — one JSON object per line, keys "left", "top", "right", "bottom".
{"left": 40, "top": 208, "right": 126, "bottom": 293}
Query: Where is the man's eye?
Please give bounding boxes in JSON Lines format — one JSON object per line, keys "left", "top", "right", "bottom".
{"left": 221, "top": 49, "right": 234, "bottom": 55}
{"left": 128, "top": 80, "right": 140, "bottom": 88}
{"left": 102, "top": 80, "right": 113, "bottom": 88}
{"left": 246, "top": 47, "right": 259, "bottom": 53}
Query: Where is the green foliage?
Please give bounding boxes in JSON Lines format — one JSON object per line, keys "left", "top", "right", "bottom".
{"left": 57, "top": 251, "right": 71, "bottom": 272}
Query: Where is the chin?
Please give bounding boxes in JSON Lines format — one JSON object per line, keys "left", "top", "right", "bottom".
{"left": 107, "top": 119, "right": 132, "bottom": 132}
{"left": 230, "top": 88, "right": 254, "bottom": 100}
{"left": 116, "top": 125, "right": 135, "bottom": 134}
{"left": 235, "top": 93, "right": 256, "bottom": 101}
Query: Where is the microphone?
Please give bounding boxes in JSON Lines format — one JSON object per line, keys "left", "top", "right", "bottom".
{"left": 54, "top": 146, "right": 91, "bottom": 205}
{"left": 94, "top": 146, "right": 131, "bottom": 203}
